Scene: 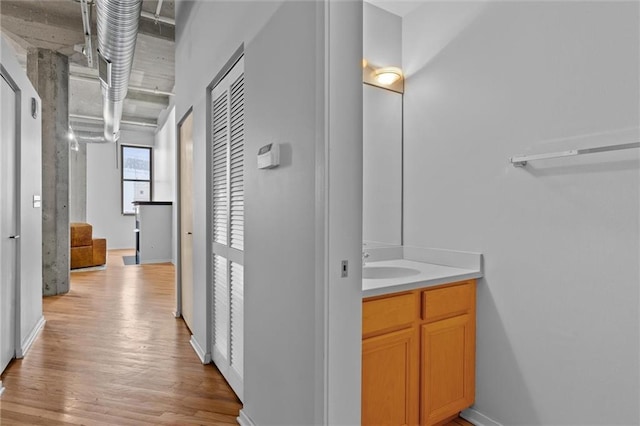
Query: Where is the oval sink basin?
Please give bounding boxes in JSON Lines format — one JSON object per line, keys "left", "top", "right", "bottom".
{"left": 363, "top": 266, "right": 421, "bottom": 279}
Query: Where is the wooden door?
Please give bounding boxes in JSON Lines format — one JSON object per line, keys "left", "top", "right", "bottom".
{"left": 362, "top": 327, "right": 419, "bottom": 426}
{"left": 1, "top": 75, "right": 18, "bottom": 373}
{"left": 179, "top": 110, "right": 194, "bottom": 330}
{"left": 420, "top": 314, "right": 475, "bottom": 425}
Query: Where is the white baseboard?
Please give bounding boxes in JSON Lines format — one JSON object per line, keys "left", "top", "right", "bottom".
{"left": 0, "top": 380, "right": 5, "bottom": 397}
{"left": 17, "top": 316, "right": 46, "bottom": 358}
{"left": 462, "top": 408, "right": 503, "bottom": 426}
{"left": 238, "top": 409, "right": 256, "bottom": 426}
{"left": 189, "top": 335, "right": 211, "bottom": 364}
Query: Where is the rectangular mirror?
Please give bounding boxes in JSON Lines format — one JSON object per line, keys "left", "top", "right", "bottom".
{"left": 363, "top": 84, "right": 402, "bottom": 246}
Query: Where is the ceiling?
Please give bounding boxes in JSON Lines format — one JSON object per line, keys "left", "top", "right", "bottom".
{"left": 0, "top": 0, "right": 175, "bottom": 134}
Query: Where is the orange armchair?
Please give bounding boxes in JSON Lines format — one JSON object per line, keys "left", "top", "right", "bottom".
{"left": 70, "top": 223, "right": 107, "bottom": 269}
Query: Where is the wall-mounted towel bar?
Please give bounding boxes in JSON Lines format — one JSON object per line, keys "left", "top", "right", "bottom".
{"left": 510, "top": 142, "right": 640, "bottom": 167}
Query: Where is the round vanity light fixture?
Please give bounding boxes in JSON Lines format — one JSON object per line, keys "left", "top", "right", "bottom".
{"left": 374, "top": 67, "right": 403, "bottom": 85}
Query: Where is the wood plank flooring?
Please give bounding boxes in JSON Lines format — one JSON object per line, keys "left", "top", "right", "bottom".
{"left": 446, "top": 417, "right": 474, "bottom": 426}
{"left": 0, "top": 249, "right": 241, "bottom": 425}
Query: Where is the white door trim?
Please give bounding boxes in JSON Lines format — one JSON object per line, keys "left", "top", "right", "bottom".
{"left": 175, "top": 107, "right": 194, "bottom": 320}
{"left": 312, "top": 2, "right": 363, "bottom": 424}
{"left": 0, "top": 67, "right": 21, "bottom": 371}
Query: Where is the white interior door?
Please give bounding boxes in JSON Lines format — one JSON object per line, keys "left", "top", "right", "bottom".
{"left": 1, "top": 75, "right": 18, "bottom": 373}
{"left": 179, "top": 111, "right": 194, "bottom": 331}
{"left": 210, "top": 57, "right": 245, "bottom": 401}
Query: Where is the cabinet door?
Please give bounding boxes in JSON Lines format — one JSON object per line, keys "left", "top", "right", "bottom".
{"left": 420, "top": 314, "right": 475, "bottom": 426}
{"left": 362, "top": 327, "right": 419, "bottom": 426}
{"left": 210, "top": 57, "right": 245, "bottom": 402}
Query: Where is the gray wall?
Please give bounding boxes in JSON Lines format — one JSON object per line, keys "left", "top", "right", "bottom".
{"left": 1, "top": 35, "right": 44, "bottom": 354}
{"left": 175, "top": 1, "right": 362, "bottom": 424}
{"left": 86, "top": 129, "right": 155, "bottom": 249}
{"left": 402, "top": 2, "right": 639, "bottom": 425}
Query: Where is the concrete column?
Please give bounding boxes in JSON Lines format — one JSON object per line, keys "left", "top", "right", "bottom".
{"left": 69, "top": 144, "right": 87, "bottom": 222}
{"left": 27, "top": 48, "right": 70, "bottom": 296}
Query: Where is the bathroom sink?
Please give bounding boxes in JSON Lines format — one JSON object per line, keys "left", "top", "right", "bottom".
{"left": 362, "top": 266, "right": 421, "bottom": 280}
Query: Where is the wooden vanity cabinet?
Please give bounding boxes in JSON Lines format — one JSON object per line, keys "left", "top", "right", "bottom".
{"left": 420, "top": 281, "right": 476, "bottom": 425}
{"left": 362, "top": 280, "right": 476, "bottom": 426}
{"left": 362, "top": 292, "right": 420, "bottom": 425}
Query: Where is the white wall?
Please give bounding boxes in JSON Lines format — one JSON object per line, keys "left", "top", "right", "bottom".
{"left": 243, "top": 5, "right": 323, "bottom": 420}
{"left": 154, "top": 106, "right": 176, "bottom": 202}
{"left": 86, "top": 129, "right": 155, "bottom": 249}
{"left": 175, "top": 1, "right": 362, "bottom": 424}
{"left": 153, "top": 105, "right": 176, "bottom": 263}
{"left": 1, "top": 35, "right": 44, "bottom": 355}
{"left": 402, "top": 2, "right": 639, "bottom": 425}
{"left": 362, "top": 3, "right": 403, "bottom": 246}
{"left": 69, "top": 145, "right": 86, "bottom": 222}
{"left": 363, "top": 2, "right": 401, "bottom": 67}
{"left": 176, "top": 0, "right": 282, "bottom": 360}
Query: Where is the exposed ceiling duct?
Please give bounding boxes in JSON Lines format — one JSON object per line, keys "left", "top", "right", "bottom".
{"left": 96, "top": 0, "right": 143, "bottom": 142}
{"left": 73, "top": 130, "right": 109, "bottom": 144}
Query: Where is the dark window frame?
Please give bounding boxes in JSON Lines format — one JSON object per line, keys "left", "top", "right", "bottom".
{"left": 121, "top": 144, "right": 153, "bottom": 215}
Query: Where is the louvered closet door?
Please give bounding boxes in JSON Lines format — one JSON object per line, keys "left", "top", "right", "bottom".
{"left": 210, "top": 57, "right": 245, "bottom": 402}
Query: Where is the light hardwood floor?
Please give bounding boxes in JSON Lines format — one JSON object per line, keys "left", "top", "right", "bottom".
{"left": 0, "top": 249, "right": 241, "bottom": 425}
{"left": 444, "top": 416, "right": 474, "bottom": 426}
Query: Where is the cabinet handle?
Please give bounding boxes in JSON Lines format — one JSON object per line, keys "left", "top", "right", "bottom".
{"left": 186, "top": 232, "right": 192, "bottom": 235}
{"left": 9, "top": 235, "right": 20, "bottom": 239}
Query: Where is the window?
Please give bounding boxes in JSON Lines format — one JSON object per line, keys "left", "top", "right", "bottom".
{"left": 121, "top": 145, "right": 152, "bottom": 214}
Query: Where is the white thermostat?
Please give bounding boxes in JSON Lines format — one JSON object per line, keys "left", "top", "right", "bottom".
{"left": 257, "top": 143, "right": 280, "bottom": 169}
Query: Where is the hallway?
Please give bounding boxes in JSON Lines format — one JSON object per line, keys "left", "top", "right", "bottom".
{"left": 0, "top": 250, "right": 241, "bottom": 425}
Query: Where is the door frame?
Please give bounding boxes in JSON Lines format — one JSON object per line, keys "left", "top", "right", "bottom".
{"left": 0, "top": 65, "right": 22, "bottom": 364}
{"left": 316, "top": 2, "right": 363, "bottom": 423}
{"left": 175, "top": 106, "right": 193, "bottom": 320}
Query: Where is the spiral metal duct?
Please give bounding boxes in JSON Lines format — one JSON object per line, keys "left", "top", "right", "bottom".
{"left": 96, "top": 0, "right": 142, "bottom": 142}
{"left": 74, "top": 130, "right": 109, "bottom": 143}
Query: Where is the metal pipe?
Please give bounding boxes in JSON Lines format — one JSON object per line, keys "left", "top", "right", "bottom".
{"left": 154, "top": 0, "right": 163, "bottom": 21}
{"left": 96, "top": 0, "right": 143, "bottom": 142}
{"left": 140, "top": 10, "right": 174, "bottom": 26}
{"left": 79, "top": 0, "right": 94, "bottom": 67}
{"left": 69, "top": 73, "right": 174, "bottom": 96}
{"left": 70, "top": 113, "right": 157, "bottom": 128}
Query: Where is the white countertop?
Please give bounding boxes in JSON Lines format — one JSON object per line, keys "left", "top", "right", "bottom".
{"left": 361, "top": 247, "right": 483, "bottom": 298}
